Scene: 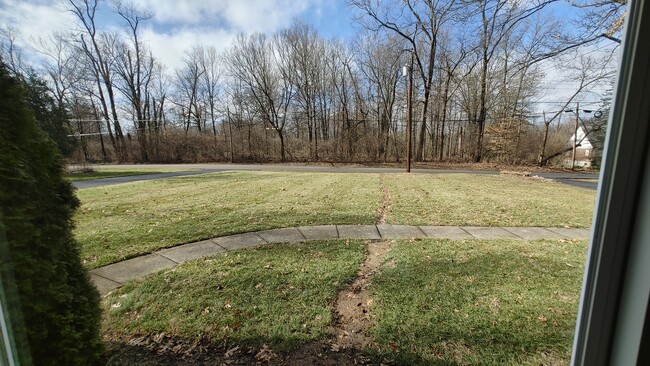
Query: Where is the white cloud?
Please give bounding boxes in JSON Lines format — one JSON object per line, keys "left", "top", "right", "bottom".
{"left": 133, "top": 0, "right": 313, "bottom": 33}
{"left": 0, "top": 0, "right": 322, "bottom": 72}
{"left": 0, "top": 0, "right": 77, "bottom": 49}
{"left": 141, "top": 26, "right": 236, "bottom": 70}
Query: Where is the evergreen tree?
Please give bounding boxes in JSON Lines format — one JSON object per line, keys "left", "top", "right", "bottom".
{"left": 0, "top": 61, "right": 103, "bottom": 365}
{"left": 22, "top": 71, "right": 77, "bottom": 157}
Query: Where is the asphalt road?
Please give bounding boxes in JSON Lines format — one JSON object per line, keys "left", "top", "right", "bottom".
{"left": 72, "top": 169, "right": 225, "bottom": 189}
{"left": 71, "top": 163, "right": 599, "bottom": 190}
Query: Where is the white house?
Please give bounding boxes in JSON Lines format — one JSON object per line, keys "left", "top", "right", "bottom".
{"left": 566, "top": 126, "right": 594, "bottom": 168}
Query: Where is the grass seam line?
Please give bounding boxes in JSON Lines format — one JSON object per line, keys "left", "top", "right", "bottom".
{"left": 415, "top": 225, "right": 428, "bottom": 238}
{"left": 255, "top": 233, "right": 270, "bottom": 244}
{"left": 459, "top": 226, "right": 475, "bottom": 238}
{"left": 90, "top": 272, "right": 123, "bottom": 285}
{"left": 375, "top": 225, "right": 383, "bottom": 240}
{"left": 502, "top": 227, "right": 526, "bottom": 240}
{"left": 296, "top": 227, "right": 308, "bottom": 240}
{"left": 209, "top": 239, "right": 228, "bottom": 251}
{"left": 155, "top": 252, "right": 180, "bottom": 264}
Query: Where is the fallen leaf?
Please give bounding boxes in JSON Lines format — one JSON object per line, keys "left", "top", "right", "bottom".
{"left": 254, "top": 344, "right": 277, "bottom": 362}
{"left": 225, "top": 346, "right": 240, "bottom": 358}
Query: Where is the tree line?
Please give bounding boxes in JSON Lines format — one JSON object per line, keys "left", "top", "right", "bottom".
{"left": 0, "top": 0, "right": 624, "bottom": 165}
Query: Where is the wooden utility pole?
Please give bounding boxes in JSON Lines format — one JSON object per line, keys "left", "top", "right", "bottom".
{"left": 539, "top": 111, "right": 549, "bottom": 166}
{"left": 404, "top": 51, "right": 414, "bottom": 173}
{"left": 227, "top": 106, "right": 234, "bottom": 163}
{"left": 572, "top": 102, "right": 579, "bottom": 171}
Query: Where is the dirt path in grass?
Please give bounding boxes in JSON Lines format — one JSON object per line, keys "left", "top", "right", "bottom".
{"left": 280, "top": 240, "right": 394, "bottom": 365}
{"left": 330, "top": 240, "right": 392, "bottom": 349}
{"left": 376, "top": 175, "right": 392, "bottom": 224}
{"left": 104, "top": 241, "right": 395, "bottom": 365}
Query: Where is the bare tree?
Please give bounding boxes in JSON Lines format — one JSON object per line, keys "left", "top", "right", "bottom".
{"left": 276, "top": 21, "right": 325, "bottom": 160}
{"left": 462, "top": 0, "right": 557, "bottom": 162}
{"left": 198, "top": 46, "right": 223, "bottom": 138}
{"left": 349, "top": 0, "right": 459, "bottom": 161}
{"left": 175, "top": 47, "right": 205, "bottom": 132}
{"left": 68, "top": 0, "right": 128, "bottom": 160}
{"left": 356, "top": 33, "right": 404, "bottom": 161}
{"left": 113, "top": 0, "right": 154, "bottom": 161}
{"left": 226, "top": 33, "right": 294, "bottom": 161}
{"left": 0, "top": 26, "right": 26, "bottom": 76}
{"left": 434, "top": 32, "right": 469, "bottom": 161}
{"left": 538, "top": 51, "right": 616, "bottom": 166}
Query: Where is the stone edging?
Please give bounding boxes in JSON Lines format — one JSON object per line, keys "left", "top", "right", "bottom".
{"left": 89, "top": 224, "right": 590, "bottom": 295}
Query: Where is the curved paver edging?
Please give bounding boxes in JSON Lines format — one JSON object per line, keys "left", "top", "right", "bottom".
{"left": 89, "top": 224, "right": 590, "bottom": 295}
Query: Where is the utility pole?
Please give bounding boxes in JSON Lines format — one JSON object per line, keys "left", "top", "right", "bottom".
{"left": 227, "top": 106, "right": 234, "bottom": 163}
{"left": 572, "top": 102, "right": 579, "bottom": 171}
{"left": 539, "top": 110, "right": 549, "bottom": 166}
{"left": 403, "top": 50, "right": 414, "bottom": 173}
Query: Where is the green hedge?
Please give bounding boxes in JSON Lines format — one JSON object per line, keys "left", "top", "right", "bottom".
{"left": 0, "top": 63, "right": 103, "bottom": 365}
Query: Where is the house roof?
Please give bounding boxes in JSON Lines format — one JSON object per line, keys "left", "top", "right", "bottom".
{"left": 569, "top": 126, "right": 594, "bottom": 149}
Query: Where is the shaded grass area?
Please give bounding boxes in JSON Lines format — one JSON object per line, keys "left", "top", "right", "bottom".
{"left": 65, "top": 168, "right": 190, "bottom": 181}
{"left": 75, "top": 172, "right": 380, "bottom": 268}
{"left": 101, "top": 240, "right": 365, "bottom": 351}
{"left": 386, "top": 174, "right": 595, "bottom": 228}
{"left": 370, "top": 238, "right": 586, "bottom": 365}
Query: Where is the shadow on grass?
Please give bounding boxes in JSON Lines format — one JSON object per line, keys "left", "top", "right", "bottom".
{"left": 103, "top": 337, "right": 451, "bottom": 366}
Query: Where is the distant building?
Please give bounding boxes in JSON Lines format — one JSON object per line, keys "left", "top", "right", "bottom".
{"left": 566, "top": 126, "right": 594, "bottom": 168}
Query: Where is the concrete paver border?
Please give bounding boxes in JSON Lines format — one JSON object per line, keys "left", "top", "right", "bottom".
{"left": 90, "top": 224, "right": 590, "bottom": 295}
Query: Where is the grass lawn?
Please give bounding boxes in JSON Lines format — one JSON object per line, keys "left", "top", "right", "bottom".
{"left": 75, "top": 171, "right": 595, "bottom": 268}
{"left": 385, "top": 174, "right": 595, "bottom": 227}
{"left": 75, "top": 172, "right": 380, "bottom": 268}
{"left": 101, "top": 240, "right": 365, "bottom": 351}
{"left": 65, "top": 168, "right": 192, "bottom": 181}
{"left": 370, "top": 238, "right": 586, "bottom": 365}
{"left": 101, "top": 238, "right": 586, "bottom": 364}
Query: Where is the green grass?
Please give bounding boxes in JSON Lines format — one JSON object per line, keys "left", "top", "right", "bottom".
{"left": 100, "top": 238, "right": 586, "bottom": 364}
{"left": 75, "top": 171, "right": 595, "bottom": 268}
{"left": 65, "top": 168, "right": 191, "bottom": 181}
{"left": 385, "top": 174, "right": 595, "bottom": 227}
{"left": 101, "top": 240, "right": 365, "bottom": 351}
{"left": 75, "top": 171, "right": 379, "bottom": 268}
{"left": 370, "top": 238, "right": 586, "bottom": 365}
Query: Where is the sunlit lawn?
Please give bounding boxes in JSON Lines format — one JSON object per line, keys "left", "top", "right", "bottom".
{"left": 75, "top": 172, "right": 380, "bottom": 268}
{"left": 75, "top": 171, "right": 595, "bottom": 268}
{"left": 101, "top": 238, "right": 586, "bottom": 364}
{"left": 102, "top": 240, "right": 365, "bottom": 351}
{"left": 385, "top": 174, "right": 595, "bottom": 228}
{"left": 370, "top": 238, "right": 586, "bottom": 365}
